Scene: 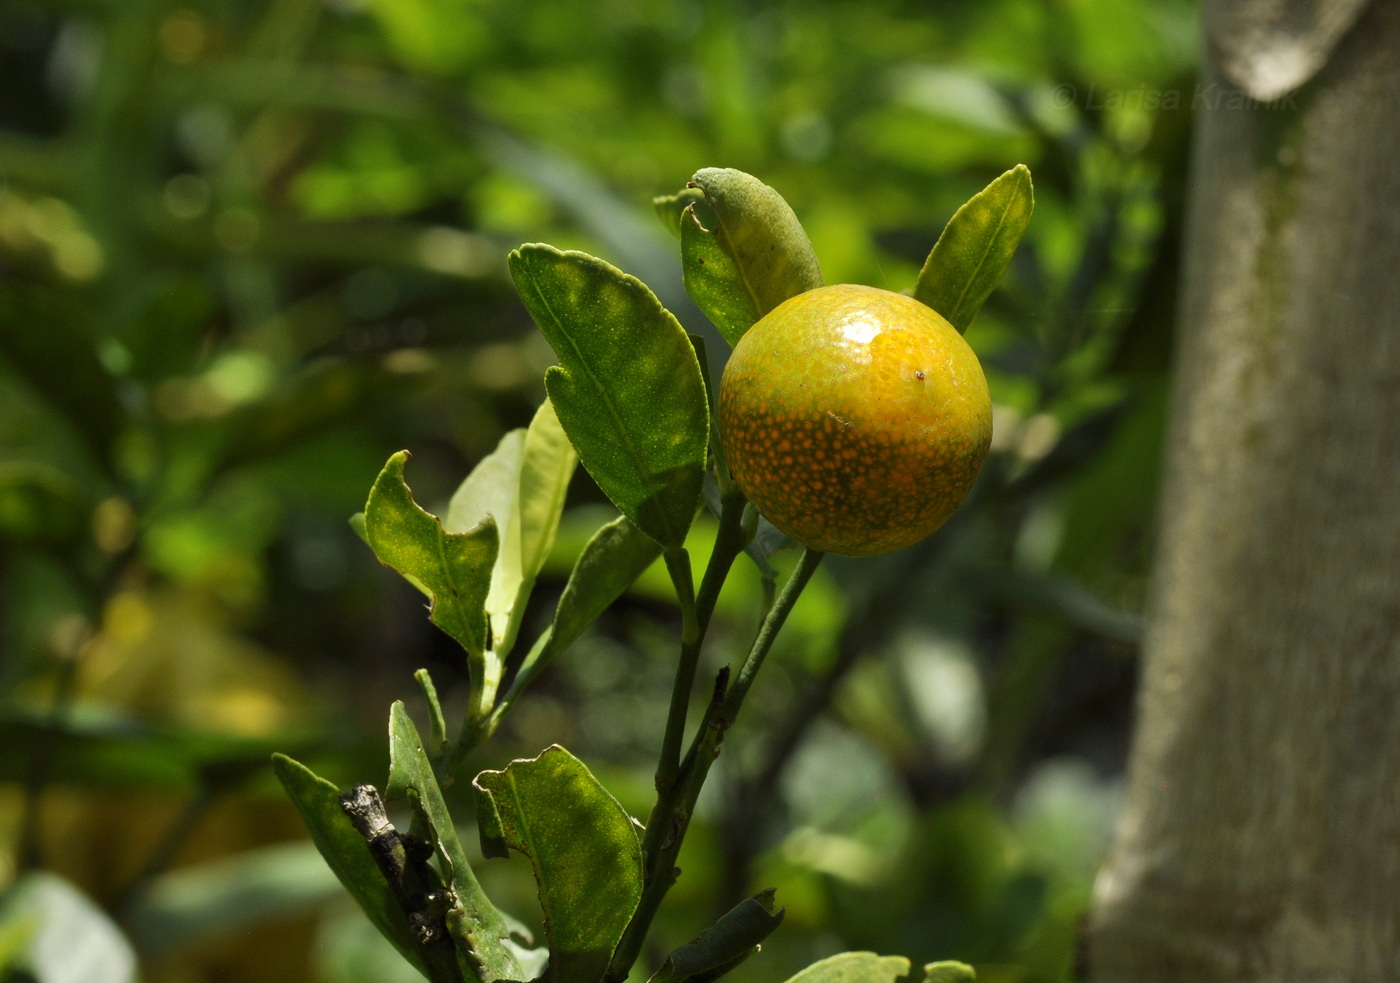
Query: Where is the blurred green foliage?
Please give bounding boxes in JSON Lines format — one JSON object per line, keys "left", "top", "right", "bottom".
{"left": 0, "top": 0, "right": 1196, "bottom": 980}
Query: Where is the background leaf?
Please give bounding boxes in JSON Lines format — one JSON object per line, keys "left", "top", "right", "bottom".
{"left": 271, "top": 754, "right": 425, "bottom": 974}
{"left": 0, "top": 873, "right": 137, "bottom": 983}
{"left": 680, "top": 168, "right": 824, "bottom": 345}
{"left": 509, "top": 244, "right": 707, "bottom": 549}
{"left": 317, "top": 903, "right": 430, "bottom": 983}
{"left": 127, "top": 839, "right": 343, "bottom": 956}
{"left": 913, "top": 165, "right": 1034, "bottom": 333}
{"left": 0, "top": 705, "right": 304, "bottom": 789}
{"left": 364, "top": 450, "right": 498, "bottom": 677}
{"left": 0, "top": 462, "right": 89, "bottom": 546}
{"left": 473, "top": 745, "right": 643, "bottom": 983}
{"left": 923, "top": 962, "right": 976, "bottom": 983}
{"left": 0, "top": 289, "right": 123, "bottom": 469}
{"left": 782, "top": 952, "right": 912, "bottom": 983}
{"left": 384, "top": 703, "right": 521, "bottom": 983}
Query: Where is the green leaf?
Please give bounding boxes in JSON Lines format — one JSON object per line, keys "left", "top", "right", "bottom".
{"left": 647, "top": 890, "right": 785, "bottom": 983}
{"left": 782, "top": 952, "right": 912, "bottom": 983}
{"left": 680, "top": 168, "right": 824, "bottom": 345}
{"left": 552, "top": 515, "right": 663, "bottom": 656}
{"left": 414, "top": 668, "right": 449, "bottom": 754}
{"left": 518, "top": 399, "right": 578, "bottom": 585}
{"left": 923, "top": 962, "right": 976, "bottom": 983}
{"left": 271, "top": 753, "right": 425, "bottom": 973}
{"left": 448, "top": 397, "right": 579, "bottom": 658}
{"left": 385, "top": 703, "right": 521, "bottom": 983}
{"left": 0, "top": 873, "right": 137, "bottom": 983}
{"left": 509, "top": 244, "right": 707, "bottom": 549}
{"left": 913, "top": 165, "right": 1034, "bottom": 334}
{"left": 654, "top": 187, "right": 707, "bottom": 237}
{"left": 447, "top": 428, "right": 527, "bottom": 648}
{"left": 364, "top": 450, "right": 498, "bottom": 686}
{"left": 445, "top": 398, "right": 577, "bottom": 661}
{"left": 503, "top": 514, "right": 663, "bottom": 712}
{"left": 473, "top": 745, "right": 643, "bottom": 983}
{"left": 349, "top": 511, "right": 370, "bottom": 546}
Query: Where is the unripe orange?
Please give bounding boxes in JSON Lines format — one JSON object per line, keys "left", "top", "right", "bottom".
{"left": 718, "top": 284, "right": 992, "bottom": 557}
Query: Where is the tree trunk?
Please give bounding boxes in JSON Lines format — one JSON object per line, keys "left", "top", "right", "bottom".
{"left": 1089, "top": 0, "right": 1400, "bottom": 979}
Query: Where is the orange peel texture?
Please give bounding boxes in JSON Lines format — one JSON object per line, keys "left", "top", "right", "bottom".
{"left": 718, "top": 284, "right": 992, "bottom": 557}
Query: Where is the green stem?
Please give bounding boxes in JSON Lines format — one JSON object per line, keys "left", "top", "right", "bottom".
{"left": 456, "top": 629, "right": 554, "bottom": 762}
{"left": 657, "top": 547, "right": 700, "bottom": 791}
{"left": 654, "top": 491, "right": 749, "bottom": 791}
{"left": 695, "top": 491, "right": 751, "bottom": 634}
{"left": 607, "top": 547, "right": 824, "bottom": 982}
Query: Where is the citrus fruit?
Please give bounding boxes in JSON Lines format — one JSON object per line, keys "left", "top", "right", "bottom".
{"left": 718, "top": 283, "right": 992, "bottom": 557}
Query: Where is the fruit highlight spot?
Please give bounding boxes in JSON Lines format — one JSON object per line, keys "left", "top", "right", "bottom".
{"left": 718, "top": 284, "right": 992, "bottom": 557}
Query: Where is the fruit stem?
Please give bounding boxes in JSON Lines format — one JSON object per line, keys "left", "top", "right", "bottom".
{"left": 722, "top": 547, "right": 825, "bottom": 722}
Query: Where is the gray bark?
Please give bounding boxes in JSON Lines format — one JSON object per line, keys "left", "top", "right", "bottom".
{"left": 1089, "top": 0, "right": 1400, "bottom": 980}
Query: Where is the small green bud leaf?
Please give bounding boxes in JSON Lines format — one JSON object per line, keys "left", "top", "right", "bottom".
{"left": 679, "top": 168, "right": 824, "bottom": 345}
{"left": 413, "top": 668, "right": 448, "bottom": 754}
